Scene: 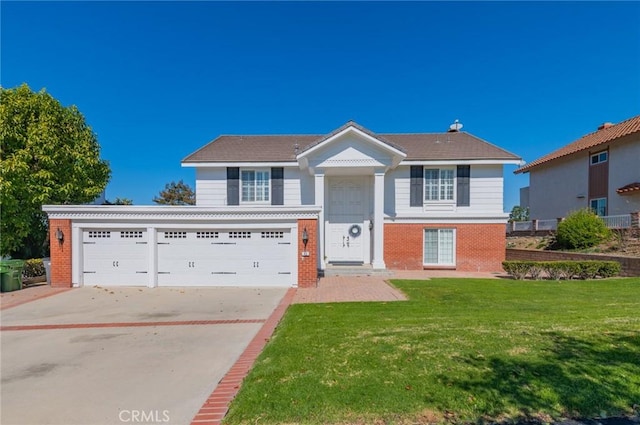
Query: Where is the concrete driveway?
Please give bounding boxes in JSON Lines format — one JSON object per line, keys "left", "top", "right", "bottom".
{"left": 0, "top": 286, "right": 288, "bottom": 425}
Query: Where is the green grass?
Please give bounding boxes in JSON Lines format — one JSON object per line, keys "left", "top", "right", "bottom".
{"left": 224, "top": 278, "right": 640, "bottom": 424}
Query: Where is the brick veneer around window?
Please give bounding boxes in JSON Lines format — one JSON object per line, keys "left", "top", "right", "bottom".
{"left": 384, "top": 223, "right": 506, "bottom": 272}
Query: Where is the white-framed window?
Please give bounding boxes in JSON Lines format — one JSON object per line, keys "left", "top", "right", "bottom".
{"left": 590, "top": 151, "right": 608, "bottom": 165}
{"left": 423, "top": 228, "right": 455, "bottom": 266}
{"left": 424, "top": 168, "right": 454, "bottom": 201}
{"left": 590, "top": 198, "right": 607, "bottom": 216}
{"left": 241, "top": 169, "right": 270, "bottom": 203}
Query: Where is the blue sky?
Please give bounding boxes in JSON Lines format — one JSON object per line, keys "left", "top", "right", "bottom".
{"left": 2, "top": 1, "right": 639, "bottom": 210}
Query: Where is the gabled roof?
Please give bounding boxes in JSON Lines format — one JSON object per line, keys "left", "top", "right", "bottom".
{"left": 182, "top": 122, "right": 520, "bottom": 164}
{"left": 515, "top": 114, "right": 640, "bottom": 174}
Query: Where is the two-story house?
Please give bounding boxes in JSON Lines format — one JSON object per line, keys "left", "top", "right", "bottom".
{"left": 515, "top": 114, "right": 640, "bottom": 219}
{"left": 44, "top": 121, "right": 520, "bottom": 288}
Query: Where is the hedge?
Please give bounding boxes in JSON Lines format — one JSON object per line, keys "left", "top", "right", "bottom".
{"left": 502, "top": 260, "right": 621, "bottom": 280}
{"left": 22, "top": 258, "right": 46, "bottom": 279}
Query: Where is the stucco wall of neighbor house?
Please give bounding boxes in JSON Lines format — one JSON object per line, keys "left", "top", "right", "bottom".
{"left": 195, "top": 166, "right": 314, "bottom": 206}
{"left": 609, "top": 136, "right": 640, "bottom": 215}
{"left": 49, "top": 219, "right": 73, "bottom": 288}
{"left": 528, "top": 155, "right": 588, "bottom": 220}
{"left": 384, "top": 223, "right": 505, "bottom": 272}
{"left": 387, "top": 164, "right": 505, "bottom": 216}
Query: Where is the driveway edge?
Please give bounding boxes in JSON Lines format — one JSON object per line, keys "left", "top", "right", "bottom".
{"left": 191, "top": 287, "right": 296, "bottom": 425}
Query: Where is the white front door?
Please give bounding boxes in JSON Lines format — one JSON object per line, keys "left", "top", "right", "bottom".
{"left": 326, "top": 177, "right": 368, "bottom": 263}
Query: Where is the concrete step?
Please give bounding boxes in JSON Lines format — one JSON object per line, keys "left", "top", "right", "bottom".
{"left": 322, "top": 264, "right": 393, "bottom": 277}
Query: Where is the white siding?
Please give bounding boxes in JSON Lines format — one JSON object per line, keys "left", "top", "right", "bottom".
{"left": 609, "top": 138, "right": 640, "bottom": 215}
{"left": 196, "top": 167, "right": 311, "bottom": 206}
{"left": 469, "top": 165, "right": 504, "bottom": 214}
{"left": 386, "top": 164, "right": 505, "bottom": 216}
{"left": 195, "top": 168, "right": 227, "bottom": 206}
{"left": 528, "top": 155, "right": 588, "bottom": 219}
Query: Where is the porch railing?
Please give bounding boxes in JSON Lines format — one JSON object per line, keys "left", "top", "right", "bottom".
{"left": 507, "top": 212, "right": 637, "bottom": 233}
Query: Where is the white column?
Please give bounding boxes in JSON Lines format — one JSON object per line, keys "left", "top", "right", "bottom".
{"left": 72, "top": 225, "right": 82, "bottom": 287}
{"left": 147, "top": 226, "right": 157, "bottom": 288}
{"left": 372, "top": 170, "right": 386, "bottom": 269}
{"left": 314, "top": 172, "right": 326, "bottom": 270}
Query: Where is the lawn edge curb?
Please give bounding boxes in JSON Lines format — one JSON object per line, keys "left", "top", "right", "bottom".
{"left": 190, "top": 287, "right": 296, "bottom": 425}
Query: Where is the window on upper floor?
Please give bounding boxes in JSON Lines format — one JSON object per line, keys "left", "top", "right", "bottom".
{"left": 590, "top": 198, "right": 607, "bottom": 216}
{"left": 590, "top": 151, "right": 608, "bottom": 165}
{"left": 424, "top": 168, "right": 454, "bottom": 201}
{"left": 241, "top": 169, "right": 270, "bottom": 203}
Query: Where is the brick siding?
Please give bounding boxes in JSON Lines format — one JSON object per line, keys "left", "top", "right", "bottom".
{"left": 297, "top": 219, "right": 318, "bottom": 287}
{"left": 49, "top": 219, "right": 72, "bottom": 288}
{"left": 384, "top": 223, "right": 506, "bottom": 272}
{"left": 506, "top": 249, "right": 640, "bottom": 277}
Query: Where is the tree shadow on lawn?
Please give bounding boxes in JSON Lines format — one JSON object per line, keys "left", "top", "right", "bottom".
{"left": 440, "top": 332, "right": 640, "bottom": 421}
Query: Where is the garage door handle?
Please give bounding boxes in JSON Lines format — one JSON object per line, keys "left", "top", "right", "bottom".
{"left": 157, "top": 242, "right": 170, "bottom": 245}
{"left": 83, "top": 242, "right": 96, "bottom": 245}
{"left": 278, "top": 242, "right": 291, "bottom": 245}
{"left": 135, "top": 242, "right": 147, "bottom": 245}
{"left": 212, "top": 271, "right": 237, "bottom": 274}
{"left": 278, "top": 272, "right": 291, "bottom": 275}
{"left": 83, "top": 271, "right": 97, "bottom": 274}
{"left": 213, "top": 242, "right": 236, "bottom": 245}
{"left": 158, "top": 272, "right": 170, "bottom": 274}
{"left": 136, "top": 271, "right": 147, "bottom": 274}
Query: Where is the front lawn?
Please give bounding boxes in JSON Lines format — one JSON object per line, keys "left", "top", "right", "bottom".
{"left": 224, "top": 278, "right": 640, "bottom": 424}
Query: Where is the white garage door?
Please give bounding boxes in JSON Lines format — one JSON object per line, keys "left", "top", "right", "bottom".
{"left": 82, "top": 230, "right": 148, "bottom": 286}
{"left": 157, "top": 229, "right": 293, "bottom": 287}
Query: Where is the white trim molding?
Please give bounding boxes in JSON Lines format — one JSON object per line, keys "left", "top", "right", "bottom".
{"left": 43, "top": 205, "right": 321, "bottom": 221}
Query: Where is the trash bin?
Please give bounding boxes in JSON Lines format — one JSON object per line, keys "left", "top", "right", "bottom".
{"left": 0, "top": 260, "right": 25, "bottom": 292}
{"left": 42, "top": 257, "right": 51, "bottom": 285}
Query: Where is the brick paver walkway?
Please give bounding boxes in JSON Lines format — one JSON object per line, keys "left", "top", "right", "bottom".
{"left": 293, "top": 275, "right": 407, "bottom": 303}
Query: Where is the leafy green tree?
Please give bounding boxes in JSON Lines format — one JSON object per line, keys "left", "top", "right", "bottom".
{"left": 104, "top": 197, "right": 133, "bottom": 205}
{"left": 509, "top": 205, "right": 530, "bottom": 222}
{"left": 153, "top": 180, "right": 195, "bottom": 205}
{"left": 1, "top": 84, "right": 110, "bottom": 258}
{"left": 556, "top": 208, "right": 610, "bottom": 250}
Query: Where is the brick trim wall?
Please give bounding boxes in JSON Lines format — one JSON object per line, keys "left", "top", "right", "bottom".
{"left": 385, "top": 223, "right": 506, "bottom": 272}
{"left": 297, "top": 219, "right": 318, "bottom": 287}
{"left": 506, "top": 248, "right": 640, "bottom": 277}
{"left": 49, "top": 219, "right": 72, "bottom": 288}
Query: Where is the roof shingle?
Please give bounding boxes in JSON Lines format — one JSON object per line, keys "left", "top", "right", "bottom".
{"left": 182, "top": 123, "right": 520, "bottom": 163}
{"left": 515, "top": 114, "right": 640, "bottom": 174}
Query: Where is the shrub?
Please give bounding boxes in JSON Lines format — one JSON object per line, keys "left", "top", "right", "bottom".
{"left": 22, "top": 258, "right": 45, "bottom": 279}
{"left": 501, "top": 261, "right": 531, "bottom": 280}
{"left": 598, "top": 261, "right": 621, "bottom": 278}
{"left": 502, "top": 260, "right": 621, "bottom": 280}
{"left": 556, "top": 209, "right": 611, "bottom": 250}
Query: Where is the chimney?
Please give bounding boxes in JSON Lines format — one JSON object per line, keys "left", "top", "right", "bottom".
{"left": 598, "top": 122, "right": 614, "bottom": 131}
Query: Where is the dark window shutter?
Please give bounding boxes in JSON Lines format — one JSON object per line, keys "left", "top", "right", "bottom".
{"left": 271, "top": 167, "right": 284, "bottom": 205}
{"left": 410, "top": 166, "right": 424, "bottom": 207}
{"left": 227, "top": 167, "right": 239, "bottom": 205}
{"left": 457, "top": 165, "right": 470, "bottom": 207}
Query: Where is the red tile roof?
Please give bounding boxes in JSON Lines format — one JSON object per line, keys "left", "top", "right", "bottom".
{"left": 617, "top": 182, "right": 640, "bottom": 195}
{"left": 182, "top": 123, "right": 520, "bottom": 163}
{"left": 515, "top": 114, "right": 640, "bottom": 174}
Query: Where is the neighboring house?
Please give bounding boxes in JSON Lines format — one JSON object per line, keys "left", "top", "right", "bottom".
{"left": 43, "top": 121, "right": 520, "bottom": 289}
{"left": 515, "top": 115, "right": 640, "bottom": 219}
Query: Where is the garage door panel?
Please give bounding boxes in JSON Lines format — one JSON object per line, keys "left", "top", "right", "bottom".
{"left": 82, "top": 230, "right": 148, "bottom": 286}
{"left": 157, "top": 229, "right": 293, "bottom": 287}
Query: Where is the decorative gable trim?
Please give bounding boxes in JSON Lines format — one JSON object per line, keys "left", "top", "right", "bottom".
{"left": 297, "top": 122, "right": 407, "bottom": 172}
